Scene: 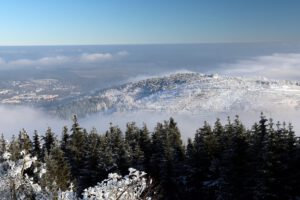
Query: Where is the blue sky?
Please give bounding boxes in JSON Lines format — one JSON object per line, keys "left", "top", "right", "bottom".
{"left": 0, "top": 0, "right": 300, "bottom": 45}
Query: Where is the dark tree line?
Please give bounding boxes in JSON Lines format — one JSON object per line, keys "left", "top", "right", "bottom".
{"left": 0, "top": 114, "right": 300, "bottom": 199}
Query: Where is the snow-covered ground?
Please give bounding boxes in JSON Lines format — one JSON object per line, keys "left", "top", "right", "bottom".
{"left": 57, "top": 72, "right": 300, "bottom": 116}
{"left": 1, "top": 72, "right": 300, "bottom": 139}
{"left": 48, "top": 72, "right": 300, "bottom": 138}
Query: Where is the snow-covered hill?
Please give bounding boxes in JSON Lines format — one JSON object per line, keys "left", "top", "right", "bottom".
{"left": 53, "top": 73, "right": 300, "bottom": 118}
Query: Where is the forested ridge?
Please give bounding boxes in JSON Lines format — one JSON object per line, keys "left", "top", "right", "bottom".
{"left": 0, "top": 114, "right": 299, "bottom": 199}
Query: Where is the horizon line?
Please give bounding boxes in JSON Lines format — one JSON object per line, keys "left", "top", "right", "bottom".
{"left": 0, "top": 41, "right": 297, "bottom": 47}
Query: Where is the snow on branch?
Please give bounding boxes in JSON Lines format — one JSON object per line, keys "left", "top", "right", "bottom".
{"left": 82, "top": 168, "right": 150, "bottom": 200}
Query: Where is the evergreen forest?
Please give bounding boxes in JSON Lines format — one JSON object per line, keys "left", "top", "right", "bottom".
{"left": 0, "top": 114, "right": 299, "bottom": 200}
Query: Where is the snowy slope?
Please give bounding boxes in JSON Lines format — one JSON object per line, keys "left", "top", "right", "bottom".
{"left": 54, "top": 73, "right": 300, "bottom": 118}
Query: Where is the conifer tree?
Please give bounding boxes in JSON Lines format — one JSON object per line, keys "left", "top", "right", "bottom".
{"left": 167, "top": 118, "right": 185, "bottom": 164}
{"left": 185, "top": 122, "right": 211, "bottom": 199}
{"left": 289, "top": 132, "right": 300, "bottom": 198}
{"left": 138, "top": 124, "right": 152, "bottom": 171}
{"left": 43, "top": 127, "right": 56, "bottom": 157}
{"left": 68, "top": 115, "right": 87, "bottom": 194}
{"left": 125, "top": 122, "right": 144, "bottom": 170}
{"left": 150, "top": 123, "right": 167, "bottom": 179}
{"left": 250, "top": 114, "right": 273, "bottom": 199}
{"left": 149, "top": 119, "right": 185, "bottom": 199}
{"left": 149, "top": 122, "right": 168, "bottom": 199}
{"left": 98, "top": 133, "right": 114, "bottom": 178}
{"left": 42, "top": 146, "right": 72, "bottom": 197}
{"left": 201, "top": 121, "right": 215, "bottom": 158}
{"left": 212, "top": 118, "right": 224, "bottom": 157}
{"left": 0, "top": 134, "right": 6, "bottom": 161}
{"left": 165, "top": 118, "right": 185, "bottom": 199}
{"left": 106, "top": 124, "right": 130, "bottom": 175}
{"left": 9, "top": 135, "right": 21, "bottom": 161}
{"left": 83, "top": 128, "right": 102, "bottom": 188}
{"left": 60, "top": 126, "right": 69, "bottom": 153}
{"left": 0, "top": 114, "right": 298, "bottom": 199}
{"left": 216, "top": 116, "right": 249, "bottom": 200}
{"left": 18, "top": 129, "right": 32, "bottom": 154}
{"left": 32, "top": 130, "right": 42, "bottom": 160}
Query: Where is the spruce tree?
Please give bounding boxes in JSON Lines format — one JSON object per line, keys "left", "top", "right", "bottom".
{"left": 149, "top": 122, "right": 168, "bottom": 199}
{"left": 83, "top": 128, "right": 102, "bottom": 188}
{"left": 139, "top": 124, "right": 152, "bottom": 172}
{"left": 0, "top": 134, "right": 6, "bottom": 161}
{"left": 150, "top": 123, "right": 167, "bottom": 179}
{"left": 165, "top": 118, "right": 185, "bottom": 199}
{"left": 60, "top": 126, "right": 69, "bottom": 153}
{"left": 42, "top": 146, "right": 72, "bottom": 197}
{"left": 250, "top": 114, "right": 273, "bottom": 199}
{"left": 98, "top": 133, "right": 114, "bottom": 178}
{"left": 185, "top": 122, "right": 211, "bottom": 199}
{"left": 68, "top": 115, "right": 87, "bottom": 194}
{"left": 18, "top": 129, "right": 32, "bottom": 154}
{"left": 9, "top": 135, "right": 21, "bottom": 161}
{"left": 32, "top": 130, "right": 42, "bottom": 160}
{"left": 42, "top": 127, "right": 56, "bottom": 157}
{"left": 106, "top": 123, "right": 130, "bottom": 175}
{"left": 125, "top": 122, "right": 144, "bottom": 170}
{"left": 149, "top": 119, "right": 185, "bottom": 199}
{"left": 216, "top": 116, "right": 249, "bottom": 200}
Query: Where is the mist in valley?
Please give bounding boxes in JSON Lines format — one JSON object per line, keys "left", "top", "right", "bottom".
{"left": 0, "top": 43, "right": 300, "bottom": 140}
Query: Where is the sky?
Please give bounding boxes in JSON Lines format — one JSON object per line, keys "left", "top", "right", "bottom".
{"left": 0, "top": 0, "right": 300, "bottom": 45}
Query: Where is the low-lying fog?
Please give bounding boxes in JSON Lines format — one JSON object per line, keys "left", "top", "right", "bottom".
{"left": 0, "top": 43, "right": 300, "bottom": 140}
{"left": 0, "top": 105, "right": 299, "bottom": 141}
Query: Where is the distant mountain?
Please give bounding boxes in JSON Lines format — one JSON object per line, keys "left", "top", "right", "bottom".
{"left": 52, "top": 73, "right": 300, "bottom": 119}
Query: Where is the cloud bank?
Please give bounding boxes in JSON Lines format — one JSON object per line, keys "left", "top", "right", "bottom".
{"left": 0, "top": 51, "right": 129, "bottom": 69}
{"left": 221, "top": 53, "right": 300, "bottom": 80}
{"left": 0, "top": 106, "right": 68, "bottom": 138}
{"left": 9, "top": 56, "right": 71, "bottom": 67}
{"left": 0, "top": 105, "right": 299, "bottom": 142}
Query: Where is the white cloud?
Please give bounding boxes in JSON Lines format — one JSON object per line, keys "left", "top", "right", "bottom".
{"left": 8, "top": 56, "right": 71, "bottom": 67}
{"left": 0, "top": 51, "right": 129, "bottom": 69}
{"left": 37, "top": 56, "right": 71, "bottom": 65}
{"left": 80, "top": 53, "right": 113, "bottom": 63}
{"left": 80, "top": 51, "right": 129, "bottom": 63}
{"left": 0, "top": 56, "right": 72, "bottom": 69}
{"left": 221, "top": 53, "right": 300, "bottom": 80}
